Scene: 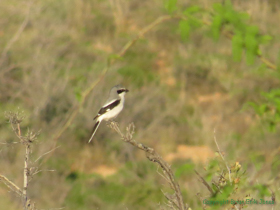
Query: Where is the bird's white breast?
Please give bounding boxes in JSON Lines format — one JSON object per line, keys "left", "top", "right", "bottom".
{"left": 102, "top": 102, "right": 124, "bottom": 121}
{"left": 101, "top": 92, "right": 126, "bottom": 121}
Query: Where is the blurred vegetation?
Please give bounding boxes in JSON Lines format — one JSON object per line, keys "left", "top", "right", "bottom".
{"left": 1, "top": 0, "right": 280, "bottom": 209}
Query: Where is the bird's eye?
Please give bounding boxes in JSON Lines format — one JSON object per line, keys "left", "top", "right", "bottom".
{"left": 117, "top": 89, "right": 124, "bottom": 94}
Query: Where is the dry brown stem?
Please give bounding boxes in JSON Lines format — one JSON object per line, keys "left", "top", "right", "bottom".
{"left": 3, "top": 111, "right": 39, "bottom": 210}
{"left": 108, "top": 121, "right": 189, "bottom": 210}
{"left": 0, "top": 174, "right": 23, "bottom": 197}
{"left": 194, "top": 170, "right": 214, "bottom": 195}
{"left": 213, "top": 129, "right": 232, "bottom": 183}
{"left": 1, "top": 111, "right": 61, "bottom": 209}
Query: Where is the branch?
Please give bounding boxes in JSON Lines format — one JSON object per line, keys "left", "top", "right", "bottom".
{"left": 118, "top": 15, "right": 173, "bottom": 57}
{"left": 34, "top": 146, "right": 60, "bottom": 163}
{"left": 23, "top": 143, "right": 30, "bottom": 209}
{"left": 21, "top": 129, "right": 38, "bottom": 210}
{"left": 108, "top": 122, "right": 188, "bottom": 210}
{"left": 5, "top": 111, "right": 38, "bottom": 210}
{"left": 213, "top": 129, "right": 232, "bottom": 183}
{"left": 0, "top": 174, "right": 23, "bottom": 197}
{"left": 194, "top": 170, "right": 214, "bottom": 195}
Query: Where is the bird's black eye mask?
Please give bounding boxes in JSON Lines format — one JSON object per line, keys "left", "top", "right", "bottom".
{"left": 117, "top": 89, "right": 129, "bottom": 94}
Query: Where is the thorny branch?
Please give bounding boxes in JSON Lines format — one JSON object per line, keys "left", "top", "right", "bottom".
{"left": 3, "top": 111, "right": 40, "bottom": 210}
{"left": 108, "top": 121, "right": 189, "bottom": 210}
{"left": 0, "top": 174, "right": 23, "bottom": 197}
{"left": 1, "top": 111, "right": 60, "bottom": 209}
{"left": 213, "top": 129, "right": 232, "bottom": 183}
{"left": 194, "top": 170, "right": 214, "bottom": 195}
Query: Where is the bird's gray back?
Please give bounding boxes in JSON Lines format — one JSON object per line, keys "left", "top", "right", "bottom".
{"left": 104, "top": 85, "right": 122, "bottom": 105}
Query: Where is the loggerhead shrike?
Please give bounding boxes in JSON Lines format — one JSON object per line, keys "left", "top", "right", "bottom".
{"left": 88, "top": 85, "right": 129, "bottom": 143}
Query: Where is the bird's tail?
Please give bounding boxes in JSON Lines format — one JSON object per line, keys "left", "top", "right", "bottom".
{"left": 88, "top": 120, "right": 101, "bottom": 143}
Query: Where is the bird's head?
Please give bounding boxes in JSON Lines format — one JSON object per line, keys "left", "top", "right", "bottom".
{"left": 113, "top": 85, "right": 129, "bottom": 95}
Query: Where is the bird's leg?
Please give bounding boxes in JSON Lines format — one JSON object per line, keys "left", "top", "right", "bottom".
{"left": 105, "top": 120, "right": 114, "bottom": 125}
{"left": 105, "top": 119, "right": 119, "bottom": 128}
{"left": 105, "top": 121, "right": 112, "bottom": 126}
{"left": 110, "top": 119, "right": 119, "bottom": 126}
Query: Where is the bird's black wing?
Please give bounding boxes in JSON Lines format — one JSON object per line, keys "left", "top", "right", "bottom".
{"left": 93, "top": 99, "right": 121, "bottom": 120}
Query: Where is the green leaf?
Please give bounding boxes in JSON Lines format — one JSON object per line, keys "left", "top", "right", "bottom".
{"left": 246, "top": 101, "right": 258, "bottom": 109}
{"left": 268, "top": 121, "right": 276, "bottom": 132}
{"left": 245, "top": 50, "right": 256, "bottom": 65}
{"left": 205, "top": 173, "right": 213, "bottom": 182}
{"left": 213, "top": 3, "right": 223, "bottom": 13}
{"left": 247, "top": 101, "right": 268, "bottom": 116}
{"left": 74, "top": 87, "right": 82, "bottom": 103}
{"left": 188, "top": 18, "right": 202, "bottom": 28}
{"left": 253, "top": 184, "right": 271, "bottom": 198}
{"left": 175, "top": 163, "right": 195, "bottom": 178}
{"left": 212, "top": 182, "right": 234, "bottom": 200}
{"left": 238, "top": 12, "right": 250, "bottom": 21}
{"left": 179, "top": 20, "right": 190, "bottom": 41}
{"left": 245, "top": 33, "right": 258, "bottom": 65}
{"left": 259, "top": 35, "right": 272, "bottom": 44}
{"left": 211, "top": 15, "right": 223, "bottom": 40}
{"left": 108, "top": 53, "right": 123, "bottom": 61}
{"left": 183, "top": 5, "right": 200, "bottom": 15}
{"left": 232, "top": 32, "right": 243, "bottom": 62}
{"left": 251, "top": 154, "right": 265, "bottom": 171}
{"left": 248, "top": 89, "right": 280, "bottom": 131}
{"left": 224, "top": 10, "right": 236, "bottom": 23}
{"left": 257, "top": 48, "right": 262, "bottom": 56}
{"left": 164, "top": 0, "right": 177, "bottom": 14}
{"left": 224, "top": 0, "right": 233, "bottom": 10}
{"left": 246, "top": 25, "right": 259, "bottom": 36}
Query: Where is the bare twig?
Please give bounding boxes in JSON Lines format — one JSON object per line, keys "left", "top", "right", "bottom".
{"left": 21, "top": 130, "right": 39, "bottom": 210}
{"left": 108, "top": 122, "right": 188, "bottom": 210}
{"left": 34, "top": 146, "right": 60, "bottom": 163}
{"left": 194, "top": 170, "right": 214, "bottom": 195}
{"left": 118, "top": 15, "right": 173, "bottom": 57}
{"left": 196, "top": 193, "right": 207, "bottom": 210}
{"left": 0, "top": 174, "right": 23, "bottom": 197}
{"left": 213, "top": 129, "right": 232, "bottom": 183}
{"left": 23, "top": 143, "right": 30, "bottom": 208}
{"left": 0, "top": 141, "right": 20, "bottom": 144}
{"left": 32, "top": 169, "right": 55, "bottom": 176}
{"left": 5, "top": 111, "right": 38, "bottom": 210}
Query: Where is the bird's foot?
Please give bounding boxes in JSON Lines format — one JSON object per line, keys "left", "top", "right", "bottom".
{"left": 106, "top": 120, "right": 118, "bottom": 126}
{"left": 106, "top": 120, "right": 114, "bottom": 125}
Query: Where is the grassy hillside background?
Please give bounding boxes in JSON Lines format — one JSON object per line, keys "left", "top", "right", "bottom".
{"left": 0, "top": 0, "right": 280, "bottom": 209}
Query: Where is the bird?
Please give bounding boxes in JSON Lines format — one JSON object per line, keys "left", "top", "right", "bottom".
{"left": 88, "top": 85, "right": 129, "bottom": 143}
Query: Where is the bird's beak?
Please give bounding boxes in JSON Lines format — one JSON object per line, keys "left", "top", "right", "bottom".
{"left": 125, "top": 89, "right": 129, "bottom": 92}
